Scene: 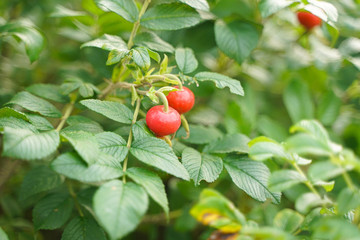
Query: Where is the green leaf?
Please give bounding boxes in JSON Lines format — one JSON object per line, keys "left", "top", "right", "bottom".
{"left": 285, "top": 133, "right": 331, "bottom": 156}
{"left": 182, "top": 148, "right": 223, "bottom": 185}
{"left": 0, "top": 107, "right": 29, "bottom": 121}
{"left": 0, "top": 117, "right": 37, "bottom": 132}
{"left": 95, "top": 0, "right": 138, "bottom": 22}
{"left": 308, "top": 161, "right": 346, "bottom": 182}
{"left": 127, "top": 167, "right": 169, "bottom": 216}
{"left": 147, "top": 48, "right": 161, "bottom": 63}
{"left": 268, "top": 170, "right": 306, "bottom": 192}
{"left": 131, "top": 46, "right": 151, "bottom": 70}
{"left": 81, "top": 34, "right": 128, "bottom": 52}
{"left": 96, "top": 132, "right": 128, "bottom": 162}
{"left": 176, "top": 125, "right": 223, "bottom": 145}
{"left": 295, "top": 193, "right": 329, "bottom": 214}
{"left": 66, "top": 115, "right": 104, "bottom": 134}
{"left": 50, "top": 5, "right": 88, "bottom": 17}
{"left": 80, "top": 99, "right": 133, "bottom": 124}
{"left": 33, "top": 192, "right": 73, "bottom": 230}
{"left": 337, "top": 188, "right": 360, "bottom": 214}
{"left": 0, "top": 21, "right": 45, "bottom": 62}
{"left": 273, "top": 209, "right": 304, "bottom": 234}
{"left": 311, "top": 218, "right": 360, "bottom": 240}
{"left": 305, "top": 0, "right": 338, "bottom": 23}
{"left": 257, "top": 116, "right": 288, "bottom": 142}
{"left": 195, "top": 72, "right": 244, "bottom": 96}
{"left": 132, "top": 120, "right": 155, "bottom": 140}
{"left": 0, "top": 227, "right": 9, "bottom": 240}
{"left": 204, "top": 133, "right": 250, "bottom": 154}
{"left": 317, "top": 92, "right": 341, "bottom": 126}
{"left": 19, "top": 166, "right": 62, "bottom": 201}
{"left": 62, "top": 216, "right": 107, "bottom": 240}
{"left": 106, "top": 49, "right": 129, "bottom": 65}
{"left": 283, "top": 81, "right": 314, "bottom": 123}
{"left": 2, "top": 127, "right": 60, "bottom": 160}
{"left": 51, "top": 152, "right": 123, "bottom": 183}
{"left": 178, "top": 0, "right": 209, "bottom": 11}
{"left": 26, "top": 114, "right": 54, "bottom": 131}
{"left": 259, "top": 0, "right": 297, "bottom": 18}
{"left": 175, "top": 48, "right": 198, "bottom": 74}
{"left": 26, "top": 84, "right": 69, "bottom": 103}
{"left": 60, "top": 77, "right": 99, "bottom": 98}
{"left": 141, "top": 3, "right": 201, "bottom": 31}
{"left": 290, "top": 120, "right": 330, "bottom": 147}
{"left": 61, "top": 131, "right": 100, "bottom": 165}
{"left": 94, "top": 180, "right": 148, "bottom": 240}
{"left": 249, "top": 141, "right": 290, "bottom": 161}
{"left": 214, "top": 20, "right": 260, "bottom": 64}
{"left": 130, "top": 136, "right": 190, "bottom": 180}
{"left": 224, "top": 156, "right": 281, "bottom": 204}
{"left": 7, "top": 91, "right": 61, "bottom": 118}
{"left": 134, "top": 31, "right": 174, "bottom": 53}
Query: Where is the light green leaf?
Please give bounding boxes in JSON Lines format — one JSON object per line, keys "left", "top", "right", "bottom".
{"left": 132, "top": 120, "right": 155, "bottom": 140}
{"left": 176, "top": 125, "right": 222, "bottom": 145}
{"left": 141, "top": 3, "right": 201, "bottom": 31}
{"left": 26, "top": 84, "right": 69, "bottom": 103}
{"left": 33, "top": 192, "right": 73, "bottom": 230}
{"left": 0, "top": 227, "right": 9, "bottom": 240}
{"left": 337, "top": 188, "right": 360, "bottom": 215}
{"left": 7, "top": 91, "right": 61, "bottom": 118}
{"left": 204, "top": 133, "right": 250, "bottom": 154}
{"left": 95, "top": 0, "right": 138, "bottom": 22}
{"left": 273, "top": 209, "right": 304, "bottom": 233}
{"left": 295, "top": 193, "right": 329, "bottom": 214}
{"left": 283, "top": 81, "right": 314, "bottom": 123}
{"left": 0, "top": 117, "right": 36, "bottom": 132}
{"left": 51, "top": 152, "right": 123, "bottom": 183}
{"left": 62, "top": 216, "right": 107, "bottom": 240}
{"left": 285, "top": 133, "right": 331, "bottom": 156}
{"left": 308, "top": 161, "right": 347, "bottom": 182}
{"left": 81, "top": 34, "right": 128, "bottom": 51}
{"left": 134, "top": 31, "right": 174, "bottom": 53}
{"left": 127, "top": 167, "right": 169, "bottom": 216}
{"left": 2, "top": 127, "right": 60, "bottom": 160}
{"left": 214, "top": 20, "right": 260, "bottom": 64}
{"left": 224, "top": 156, "right": 281, "bottom": 204}
{"left": 61, "top": 131, "right": 100, "bottom": 165}
{"left": 268, "top": 170, "right": 306, "bottom": 192}
{"left": 81, "top": 99, "right": 133, "bottom": 124}
{"left": 96, "top": 132, "right": 128, "bottom": 162}
{"left": 178, "top": 0, "right": 209, "bottom": 11}
{"left": 249, "top": 141, "right": 290, "bottom": 161}
{"left": 60, "top": 77, "right": 99, "bottom": 98}
{"left": 317, "top": 92, "right": 341, "bottom": 126}
{"left": 106, "top": 49, "right": 129, "bottom": 65}
{"left": 66, "top": 115, "right": 103, "bottom": 134}
{"left": 130, "top": 137, "right": 190, "bottom": 180}
{"left": 257, "top": 116, "right": 288, "bottom": 142}
{"left": 290, "top": 120, "right": 330, "bottom": 147}
{"left": 26, "top": 114, "right": 54, "bottom": 131}
{"left": 175, "top": 48, "right": 198, "bottom": 74}
{"left": 50, "top": 5, "right": 88, "bottom": 17}
{"left": 94, "top": 180, "right": 148, "bottom": 240}
{"left": 259, "top": 0, "right": 297, "bottom": 18}
{"left": 19, "top": 166, "right": 62, "bottom": 201}
{"left": 311, "top": 218, "right": 360, "bottom": 240}
{"left": 306, "top": 0, "right": 338, "bottom": 23}
{"left": 0, "top": 21, "right": 45, "bottom": 62}
{"left": 182, "top": 148, "right": 223, "bottom": 185}
{"left": 131, "top": 46, "right": 151, "bottom": 70}
{"left": 195, "top": 72, "right": 244, "bottom": 96}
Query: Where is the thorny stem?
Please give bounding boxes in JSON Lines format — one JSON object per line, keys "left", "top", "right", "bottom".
{"left": 127, "top": 0, "right": 152, "bottom": 49}
{"left": 66, "top": 181, "right": 84, "bottom": 217}
{"left": 155, "top": 92, "right": 169, "bottom": 112}
{"left": 56, "top": 100, "right": 75, "bottom": 132}
{"left": 122, "top": 98, "right": 141, "bottom": 183}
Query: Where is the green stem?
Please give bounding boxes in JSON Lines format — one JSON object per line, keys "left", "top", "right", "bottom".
{"left": 122, "top": 98, "right": 142, "bottom": 183}
{"left": 66, "top": 181, "right": 84, "bottom": 217}
{"left": 155, "top": 92, "right": 169, "bottom": 112}
{"left": 56, "top": 101, "right": 75, "bottom": 132}
{"left": 292, "top": 162, "right": 321, "bottom": 197}
{"left": 127, "top": 0, "right": 152, "bottom": 49}
{"left": 180, "top": 114, "right": 190, "bottom": 139}
{"left": 342, "top": 171, "right": 355, "bottom": 191}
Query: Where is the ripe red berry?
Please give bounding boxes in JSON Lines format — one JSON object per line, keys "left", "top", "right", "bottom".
{"left": 166, "top": 86, "right": 195, "bottom": 114}
{"left": 297, "top": 11, "right": 322, "bottom": 30}
{"left": 146, "top": 105, "right": 181, "bottom": 137}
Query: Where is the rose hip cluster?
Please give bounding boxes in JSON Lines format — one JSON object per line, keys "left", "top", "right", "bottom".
{"left": 146, "top": 86, "right": 194, "bottom": 137}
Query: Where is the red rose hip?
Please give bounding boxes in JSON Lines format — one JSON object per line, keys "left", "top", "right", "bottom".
{"left": 146, "top": 105, "right": 181, "bottom": 137}
{"left": 297, "top": 11, "right": 322, "bottom": 30}
{"left": 166, "top": 86, "right": 195, "bottom": 114}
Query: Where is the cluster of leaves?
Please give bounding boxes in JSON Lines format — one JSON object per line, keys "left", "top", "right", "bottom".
{"left": 1, "top": 0, "right": 360, "bottom": 240}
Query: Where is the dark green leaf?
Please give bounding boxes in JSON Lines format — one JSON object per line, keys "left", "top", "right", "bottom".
{"left": 176, "top": 125, "right": 222, "bottom": 145}
{"left": 62, "top": 216, "right": 107, "bottom": 240}
{"left": 26, "top": 84, "right": 69, "bottom": 103}
{"left": 96, "top": 132, "right": 128, "bottom": 162}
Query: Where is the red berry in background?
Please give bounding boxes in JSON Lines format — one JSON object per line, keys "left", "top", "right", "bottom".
{"left": 297, "top": 11, "right": 322, "bottom": 30}
{"left": 166, "top": 86, "right": 195, "bottom": 114}
{"left": 146, "top": 105, "right": 181, "bottom": 137}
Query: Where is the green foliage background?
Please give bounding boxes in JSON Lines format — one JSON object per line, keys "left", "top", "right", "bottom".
{"left": 0, "top": 0, "right": 360, "bottom": 239}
